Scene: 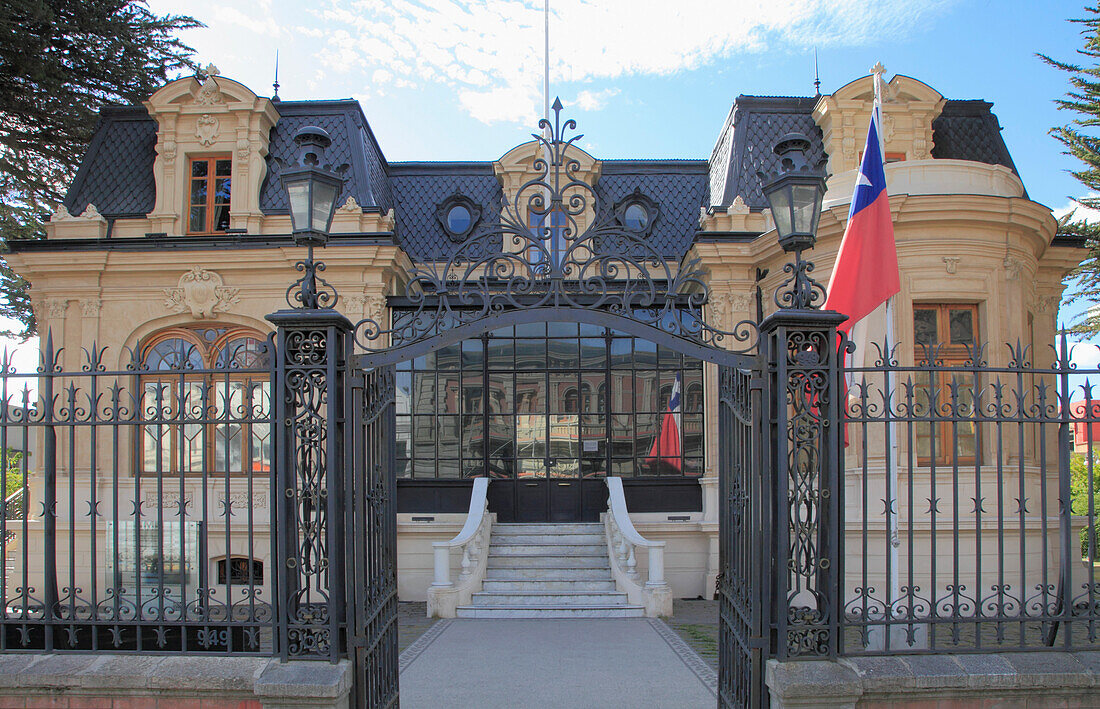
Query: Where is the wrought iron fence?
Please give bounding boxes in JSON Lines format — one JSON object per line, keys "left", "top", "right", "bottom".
{"left": 837, "top": 334, "right": 1100, "bottom": 655}
{"left": 0, "top": 335, "right": 275, "bottom": 654}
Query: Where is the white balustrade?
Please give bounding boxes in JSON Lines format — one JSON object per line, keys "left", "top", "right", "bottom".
{"left": 604, "top": 476, "right": 672, "bottom": 616}
{"left": 428, "top": 477, "right": 492, "bottom": 617}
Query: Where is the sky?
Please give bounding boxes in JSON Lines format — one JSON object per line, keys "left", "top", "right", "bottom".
{"left": 7, "top": 0, "right": 1100, "bottom": 385}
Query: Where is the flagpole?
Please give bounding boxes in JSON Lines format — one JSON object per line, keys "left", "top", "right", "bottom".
{"left": 872, "top": 62, "right": 902, "bottom": 630}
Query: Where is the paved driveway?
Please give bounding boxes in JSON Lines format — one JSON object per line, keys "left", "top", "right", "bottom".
{"left": 399, "top": 618, "right": 716, "bottom": 708}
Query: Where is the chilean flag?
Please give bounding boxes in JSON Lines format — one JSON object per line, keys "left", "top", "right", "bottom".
{"left": 648, "top": 374, "right": 681, "bottom": 472}
{"left": 823, "top": 102, "right": 899, "bottom": 331}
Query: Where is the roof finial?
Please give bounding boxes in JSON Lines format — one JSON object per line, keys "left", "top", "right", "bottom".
{"left": 813, "top": 48, "right": 821, "bottom": 97}
{"left": 272, "top": 51, "right": 281, "bottom": 101}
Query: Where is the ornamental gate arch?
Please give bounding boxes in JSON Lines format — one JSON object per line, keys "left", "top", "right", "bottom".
{"left": 268, "top": 103, "right": 844, "bottom": 709}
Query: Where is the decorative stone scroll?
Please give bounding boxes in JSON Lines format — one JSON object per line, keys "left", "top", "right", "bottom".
{"left": 163, "top": 267, "right": 240, "bottom": 319}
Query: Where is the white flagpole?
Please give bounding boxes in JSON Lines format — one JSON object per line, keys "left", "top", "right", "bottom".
{"left": 871, "top": 62, "right": 903, "bottom": 631}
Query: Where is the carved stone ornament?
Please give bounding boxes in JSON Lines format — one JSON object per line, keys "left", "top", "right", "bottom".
{"left": 163, "top": 267, "right": 240, "bottom": 319}
{"left": 728, "top": 195, "right": 749, "bottom": 215}
{"left": 339, "top": 195, "right": 362, "bottom": 213}
{"left": 943, "top": 257, "right": 960, "bottom": 275}
{"left": 80, "top": 204, "right": 102, "bottom": 220}
{"left": 193, "top": 64, "right": 224, "bottom": 107}
{"left": 52, "top": 204, "right": 104, "bottom": 222}
{"left": 79, "top": 299, "right": 101, "bottom": 318}
{"left": 196, "top": 114, "right": 220, "bottom": 146}
{"left": 43, "top": 298, "right": 68, "bottom": 319}
{"left": 1003, "top": 257, "right": 1024, "bottom": 281}
{"left": 50, "top": 204, "right": 75, "bottom": 221}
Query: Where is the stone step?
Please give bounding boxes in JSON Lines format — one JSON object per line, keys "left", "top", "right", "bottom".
{"left": 492, "top": 523, "right": 604, "bottom": 535}
{"left": 485, "top": 567, "right": 612, "bottom": 581}
{"left": 471, "top": 591, "right": 629, "bottom": 605}
{"left": 481, "top": 578, "right": 617, "bottom": 592}
{"left": 490, "top": 544, "right": 607, "bottom": 556}
{"left": 492, "top": 533, "right": 606, "bottom": 545}
{"left": 455, "top": 605, "right": 644, "bottom": 619}
{"left": 487, "top": 555, "right": 610, "bottom": 569}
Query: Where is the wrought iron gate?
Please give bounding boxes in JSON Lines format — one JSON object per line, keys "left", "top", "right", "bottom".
{"left": 717, "top": 365, "right": 767, "bottom": 709}
{"left": 348, "top": 366, "right": 399, "bottom": 708}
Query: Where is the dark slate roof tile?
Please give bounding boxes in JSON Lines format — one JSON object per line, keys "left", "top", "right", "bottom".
{"left": 259, "top": 100, "right": 392, "bottom": 214}
{"left": 595, "top": 160, "right": 709, "bottom": 257}
{"left": 931, "top": 100, "right": 1020, "bottom": 182}
{"left": 64, "top": 106, "right": 157, "bottom": 217}
{"left": 389, "top": 163, "right": 502, "bottom": 261}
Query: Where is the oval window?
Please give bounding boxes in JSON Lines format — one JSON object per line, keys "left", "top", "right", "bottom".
{"left": 446, "top": 205, "right": 472, "bottom": 235}
{"left": 624, "top": 203, "right": 648, "bottom": 232}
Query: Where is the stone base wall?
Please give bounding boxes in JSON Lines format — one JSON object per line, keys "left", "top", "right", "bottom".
{"left": 766, "top": 652, "right": 1100, "bottom": 708}
{"left": 0, "top": 654, "right": 352, "bottom": 709}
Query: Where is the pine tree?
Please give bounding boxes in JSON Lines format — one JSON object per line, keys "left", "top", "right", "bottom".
{"left": 0, "top": 1, "right": 201, "bottom": 339}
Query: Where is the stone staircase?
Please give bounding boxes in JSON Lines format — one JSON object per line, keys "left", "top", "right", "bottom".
{"left": 455, "top": 522, "right": 644, "bottom": 619}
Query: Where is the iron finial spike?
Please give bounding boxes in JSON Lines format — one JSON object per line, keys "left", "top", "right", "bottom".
{"left": 813, "top": 48, "right": 821, "bottom": 97}
{"left": 273, "top": 50, "right": 281, "bottom": 101}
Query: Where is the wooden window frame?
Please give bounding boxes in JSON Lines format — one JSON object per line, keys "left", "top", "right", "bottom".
{"left": 913, "top": 303, "right": 980, "bottom": 466}
{"left": 139, "top": 326, "right": 269, "bottom": 476}
{"left": 186, "top": 155, "right": 232, "bottom": 235}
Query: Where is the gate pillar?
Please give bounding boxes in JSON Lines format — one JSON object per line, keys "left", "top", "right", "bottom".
{"left": 266, "top": 307, "right": 353, "bottom": 663}
{"left": 760, "top": 308, "right": 846, "bottom": 660}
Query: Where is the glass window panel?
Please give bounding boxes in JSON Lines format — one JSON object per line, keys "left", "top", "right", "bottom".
{"left": 550, "top": 374, "right": 577, "bottom": 413}
{"left": 914, "top": 308, "right": 938, "bottom": 346}
{"left": 412, "top": 352, "right": 436, "bottom": 370}
{"left": 635, "top": 371, "right": 658, "bottom": 411}
{"left": 189, "top": 206, "right": 206, "bottom": 234}
{"left": 579, "top": 323, "right": 603, "bottom": 337}
{"left": 580, "top": 374, "right": 602, "bottom": 412}
{"left": 548, "top": 322, "right": 577, "bottom": 337}
{"left": 517, "top": 459, "right": 545, "bottom": 479}
{"left": 461, "top": 338, "right": 484, "bottom": 367}
{"left": 581, "top": 457, "right": 606, "bottom": 479}
{"left": 192, "top": 160, "right": 208, "bottom": 177}
{"left": 411, "top": 416, "right": 436, "bottom": 471}
{"left": 684, "top": 414, "right": 704, "bottom": 457}
{"left": 438, "top": 373, "right": 461, "bottom": 414}
{"left": 515, "top": 374, "right": 546, "bottom": 413}
{"left": 515, "top": 322, "right": 544, "bottom": 337}
{"left": 396, "top": 456, "right": 411, "bottom": 478}
{"left": 635, "top": 411, "right": 658, "bottom": 453}
{"left": 791, "top": 184, "right": 820, "bottom": 233}
{"left": 395, "top": 415, "right": 411, "bottom": 463}
{"left": 610, "top": 373, "right": 632, "bottom": 413}
{"left": 395, "top": 372, "right": 412, "bottom": 414}
{"left": 580, "top": 339, "right": 606, "bottom": 369}
{"left": 215, "top": 159, "right": 231, "bottom": 176}
{"left": 487, "top": 373, "right": 513, "bottom": 413}
{"left": 461, "top": 378, "right": 482, "bottom": 414}
{"left": 461, "top": 415, "right": 483, "bottom": 459}
{"left": 214, "top": 177, "right": 231, "bottom": 204}
{"left": 190, "top": 180, "right": 208, "bottom": 206}
{"left": 683, "top": 458, "right": 704, "bottom": 478}
{"left": 487, "top": 416, "right": 513, "bottom": 477}
{"left": 410, "top": 371, "right": 436, "bottom": 414}
{"left": 515, "top": 414, "right": 546, "bottom": 459}
{"left": 487, "top": 338, "right": 513, "bottom": 369}
{"left": 217, "top": 337, "right": 269, "bottom": 369}
{"left": 311, "top": 181, "right": 338, "bottom": 232}
{"left": 610, "top": 338, "right": 632, "bottom": 368}
{"left": 949, "top": 309, "right": 975, "bottom": 345}
{"left": 549, "top": 457, "right": 579, "bottom": 479}
{"left": 658, "top": 346, "right": 679, "bottom": 368}
{"left": 437, "top": 343, "right": 461, "bottom": 369}
{"left": 515, "top": 339, "right": 546, "bottom": 370}
{"left": 548, "top": 339, "right": 578, "bottom": 369}
{"left": 437, "top": 416, "right": 461, "bottom": 478}
{"left": 581, "top": 415, "right": 605, "bottom": 457}
{"left": 770, "top": 185, "right": 793, "bottom": 236}
{"left": 446, "top": 205, "right": 471, "bottom": 234}
{"left": 213, "top": 204, "right": 230, "bottom": 231}
{"left": 145, "top": 338, "right": 203, "bottom": 370}
{"left": 633, "top": 339, "right": 657, "bottom": 367}
{"left": 611, "top": 459, "right": 633, "bottom": 477}
{"left": 610, "top": 414, "right": 633, "bottom": 457}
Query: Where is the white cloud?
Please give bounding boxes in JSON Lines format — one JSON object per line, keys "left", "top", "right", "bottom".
{"left": 303, "top": 0, "right": 956, "bottom": 124}
{"left": 574, "top": 88, "right": 619, "bottom": 111}
{"left": 1055, "top": 193, "right": 1100, "bottom": 224}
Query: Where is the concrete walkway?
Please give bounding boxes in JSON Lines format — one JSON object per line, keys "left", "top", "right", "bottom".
{"left": 399, "top": 618, "right": 717, "bottom": 708}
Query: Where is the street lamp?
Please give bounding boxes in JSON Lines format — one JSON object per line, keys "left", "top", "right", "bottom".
{"left": 758, "top": 132, "right": 828, "bottom": 309}
{"left": 280, "top": 126, "right": 343, "bottom": 308}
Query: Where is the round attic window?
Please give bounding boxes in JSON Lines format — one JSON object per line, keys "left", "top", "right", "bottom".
{"left": 623, "top": 202, "right": 649, "bottom": 232}
{"left": 446, "top": 204, "right": 472, "bottom": 234}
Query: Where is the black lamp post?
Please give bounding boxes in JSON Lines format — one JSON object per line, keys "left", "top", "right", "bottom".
{"left": 758, "top": 132, "right": 828, "bottom": 309}
{"left": 280, "top": 126, "right": 343, "bottom": 308}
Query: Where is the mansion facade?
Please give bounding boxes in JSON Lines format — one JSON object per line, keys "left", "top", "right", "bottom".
{"left": 7, "top": 67, "right": 1079, "bottom": 603}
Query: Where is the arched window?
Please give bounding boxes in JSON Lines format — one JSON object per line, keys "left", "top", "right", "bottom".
{"left": 140, "top": 325, "right": 270, "bottom": 475}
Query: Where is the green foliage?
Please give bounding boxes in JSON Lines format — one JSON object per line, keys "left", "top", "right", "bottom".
{"left": 1071, "top": 453, "right": 1100, "bottom": 557}
{"left": 0, "top": 1, "right": 202, "bottom": 339}
{"left": 2, "top": 448, "right": 23, "bottom": 499}
{"left": 1041, "top": 6, "right": 1100, "bottom": 336}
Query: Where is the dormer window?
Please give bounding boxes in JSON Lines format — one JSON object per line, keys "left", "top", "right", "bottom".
{"left": 436, "top": 192, "right": 481, "bottom": 242}
{"left": 613, "top": 189, "right": 659, "bottom": 237}
{"left": 188, "top": 156, "right": 231, "bottom": 234}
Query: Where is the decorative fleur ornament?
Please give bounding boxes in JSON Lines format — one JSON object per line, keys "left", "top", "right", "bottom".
{"left": 758, "top": 132, "right": 829, "bottom": 310}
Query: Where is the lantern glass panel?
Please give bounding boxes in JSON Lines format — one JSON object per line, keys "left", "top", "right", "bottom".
{"left": 769, "top": 184, "right": 793, "bottom": 238}
{"left": 312, "top": 181, "right": 339, "bottom": 232}
{"left": 287, "top": 181, "right": 310, "bottom": 233}
{"left": 792, "top": 183, "right": 821, "bottom": 234}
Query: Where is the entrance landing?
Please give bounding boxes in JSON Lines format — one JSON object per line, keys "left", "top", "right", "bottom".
{"left": 399, "top": 618, "right": 717, "bottom": 708}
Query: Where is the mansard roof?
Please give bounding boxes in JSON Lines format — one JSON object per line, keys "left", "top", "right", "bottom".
{"left": 708, "top": 94, "right": 1021, "bottom": 210}
{"left": 61, "top": 86, "right": 1020, "bottom": 258}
